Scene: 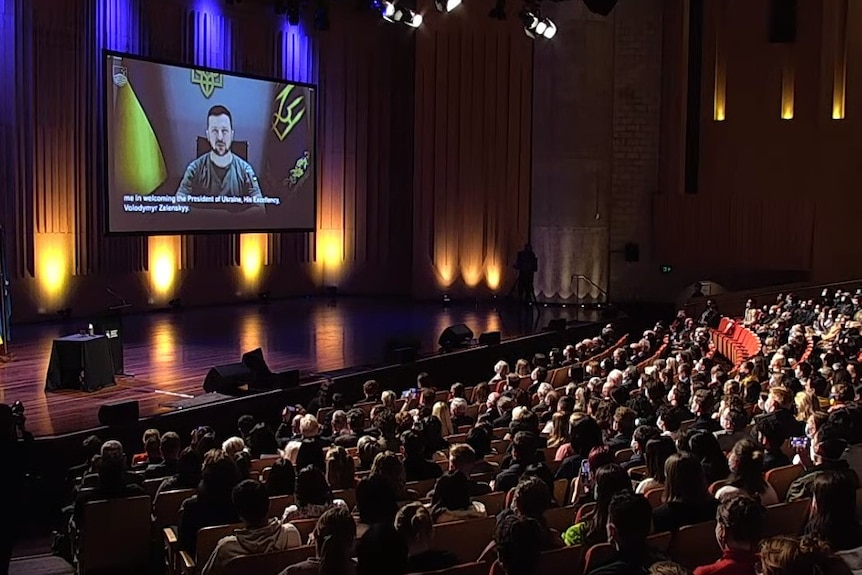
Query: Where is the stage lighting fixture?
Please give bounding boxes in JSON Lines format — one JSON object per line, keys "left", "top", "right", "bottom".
{"left": 394, "top": 5, "right": 422, "bottom": 27}
{"left": 520, "top": 7, "right": 555, "bottom": 39}
{"left": 435, "top": 0, "right": 462, "bottom": 13}
{"left": 488, "top": 0, "right": 506, "bottom": 20}
{"left": 378, "top": 0, "right": 397, "bottom": 21}
{"left": 286, "top": 0, "right": 301, "bottom": 25}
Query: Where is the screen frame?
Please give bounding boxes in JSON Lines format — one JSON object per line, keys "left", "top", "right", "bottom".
{"left": 102, "top": 49, "right": 318, "bottom": 237}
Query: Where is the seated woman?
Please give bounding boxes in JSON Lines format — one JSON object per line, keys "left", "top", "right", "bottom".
{"left": 555, "top": 416, "right": 604, "bottom": 481}
{"left": 685, "top": 430, "right": 731, "bottom": 485}
{"left": 635, "top": 438, "right": 676, "bottom": 495}
{"left": 282, "top": 466, "right": 346, "bottom": 522}
{"left": 264, "top": 457, "right": 296, "bottom": 497}
{"left": 177, "top": 449, "right": 240, "bottom": 555}
{"left": 371, "top": 451, "right": 419, "bottom": 504}
{"left": 758, "top": 535, "right": 852, "bottom": 575}
{"left": 156, "top": 447, "right": 202, "bottom": 499}
{"left": 356, "top": 436, "right": 381, "bottom": 473}
{"left": 806, "top": 471, "right": 862, "bottom": 571}
{"left": 354, "top": 474, "right": 399, "bottom": 539}
{"left": 283, "top": 506, "right": 357, "bottom": 575}
{"left": 396, "top": 503, "right": 459, "bottom": 573}
{"left": 401, "top": 429, "right": 443, "bottom": 483}
{"left": 545, "top": 411, "right": 570, "bottom": 450}
{"left": 324, "top": 446, "right": 356, "bottom": 491}
{"left": 429, "top": 471, "right": 487, "bottom": 524}
{"left": 563, "top": 464, "right": 632, "bottom": 547}
{"left": 652, "top": 452, "right": 719, "bottom": 533}
{"left": 714, "top": 439, "right": 779, "bottom": 505}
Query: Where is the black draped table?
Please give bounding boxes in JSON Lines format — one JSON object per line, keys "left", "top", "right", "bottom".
{"left": 45, "top": 334, "right": 116, "bottom": 392}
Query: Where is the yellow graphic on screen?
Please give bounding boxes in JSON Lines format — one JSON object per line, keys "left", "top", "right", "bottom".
{"left": 272, "top": 84, "right": 305, "bottom": 141}
{"left": 191, "top": 69, "right": 224, "bottom": 98}
{"left": 114, "top": 78, "right": 167, "bottom": 196}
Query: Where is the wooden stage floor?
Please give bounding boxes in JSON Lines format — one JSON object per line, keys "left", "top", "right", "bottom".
{"left": 0, "top": 297, "right": 590, "bottom": 438}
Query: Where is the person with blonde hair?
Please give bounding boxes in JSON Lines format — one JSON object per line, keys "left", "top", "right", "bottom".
{"left": 450, "top": 397, "right": 474, "bottom": 429}
{"left": 546, "top": 412, "right": 569, "bottom": 449}
{"left": 325, "top": 446, "right": 356, "bottom": 490}
{"left": 396, "top": 502, "right": 459, "bottom": 573}
{"left": 515, "top": 359, "right": 531, "bottom": 377}
{"left": 794, "top": 391, "right": 816, "bottom": 423}
{"left": 222, "top": 436, "right": 246, "bottom": 458}
{"left": 431, "top": 401, "right": 455, "bottom": 438}
{"left": 758, "top": 535, "right": 849, "bottom": 575}
{"left": 380, "top": 390, "right": 397, "bottom": 411}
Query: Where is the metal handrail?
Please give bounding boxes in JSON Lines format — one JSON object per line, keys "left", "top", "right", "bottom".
{"left": 571, "top": 274, "right": 607, "bottom": 303}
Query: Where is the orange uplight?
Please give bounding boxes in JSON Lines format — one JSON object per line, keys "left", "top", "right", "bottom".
{"left": 240, "top": 233, "right": 266, "bottom": 290}
{"left": 486, "top": 264, "right": 501, "bottom": 291}
{"left": 462, "top": 265, "right": 482, "bottom": 288}
{"left": 35, "top": 232, "right": 73, "bottom": 311}
{"left": 437, "top": 260, "right": 455, "bottom": 288}
{"left": 148, "top": 235, "right": 179, "bottom": 300}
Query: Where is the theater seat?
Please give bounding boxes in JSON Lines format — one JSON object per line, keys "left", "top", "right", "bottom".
{"left": 762, "top": 499, "right": 810, "bottom": 538}
{"left": 431, "top": 517, "right": 496, "bottom": 563}
{"left": 408, "top": 562, "right": 491, "bottom": 575}
{"left": 765, "top": 464, "right": 804, "bottom": 501}
{"left": 78, "top": 495, "right": 151, "bottom": 575}
{"left": 668, "top": 520, "right": 721, "bottom": 570}
{"left": 221, "top": 546, "right": 316, "bottom": 575}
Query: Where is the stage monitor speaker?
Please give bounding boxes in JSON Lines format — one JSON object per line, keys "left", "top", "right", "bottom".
{"left": 392, "top": 347, "right": 418, "bottom": 364}
{"left": 438, "top": 324, "right": 474, "bottom": 349}
{"left": 242, "top": 348, "right": 273, "bottom": 378}
{"left": 583, "top": 0, "right": 618, "bottom": 16}
{"left": 624, "top": 242, "right": 640, "bottom": 262}
{"left": 203, "top": 362, "right": 255, "bottom": 394}
{"left": 384, "top": 335, "right": 421, "bottom": 364}
{"left": 769, "top": 0, "right": 797, "bottom": 43}
{"left": 98, "top": 400, "right": 139, "bottom": 427}
{"left": 547, "top": 319, "right": 567, "bottom": 332}
{"left": 479, "top": 331, "right": 502, "bottom": 346}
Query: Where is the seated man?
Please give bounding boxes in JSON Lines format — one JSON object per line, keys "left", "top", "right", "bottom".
{"left": 714, "top": 406, "right": 753, "bottom": 453}
{"left": 694, "top": 493, "right": 764, "bottom": 575}
{"left": 401, "top": 429, "right": 443, "bottom": 483}
{"left": 607, "top": 407, "right": 637, "bottom": 454}
{"left": 587, "top": 491, "right": 663, "bottom": 575}
{"left": 494, "top": 515, "right": 544, "bottom": 575}
{"left": 201, "top": 480, "right": 301, "bottom": 575}
{"left": 79, "top": 440, "right": 143, "bottom": 490}
{"left": 447, "top": 443, "right": 492, "bottom": 496}
{"left": 755, "top": 414, "right": 792, "bottom": 472}
{"left": 450, "top": 397, "right": 475, "bottom": 429}
{"left": 334, "top": 409, "right": 365, "bottom": 449}
{"left": 495, "top": 432, "right": 546, "bottom": 493}
{"left": 73, "top": 445, "right": 145, "bottom": 526}
{"left": 691, "top": 389, "right": 721, "bottom": 433}
{"left": 623, "top": 425, "right": 660, "bottom": 471}
{"left": 787, "top": 422, "right": 860, "bottom": 501}
{"left": 145, "top": 432, "right": 182, "bottom": 479}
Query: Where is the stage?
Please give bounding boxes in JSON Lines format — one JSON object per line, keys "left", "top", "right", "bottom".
{"left": 0, "top": 297, "right": 593, "bottom": 438}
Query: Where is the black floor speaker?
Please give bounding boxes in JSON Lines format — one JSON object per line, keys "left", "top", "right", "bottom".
{"left": 98, "top": 400, "right": 139, "bottom": 427}
{"left": 203, "top": 362, "right": 255, "bottom": 394}
{"left": 438, "top": 324, "right": 474, "bottom": 349}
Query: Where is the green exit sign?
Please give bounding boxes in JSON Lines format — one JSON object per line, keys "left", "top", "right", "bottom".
{"left": 660, "top": 265, "right": 673, "bottom": 274}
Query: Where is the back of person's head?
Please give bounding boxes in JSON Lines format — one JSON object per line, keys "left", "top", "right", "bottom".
{"left": 300, "top": 414, "right": 320, "bottom": 438}
{"left": 827, "top": 406, "right": 862, "bottom": 446}
{"left": 160, "top": 431, "right": 182, "bottom": 460}
{"left": 716, "top": 493, "right": 765, "bottom": 549}
{"left": 588, "top": 445, "right": 614, "bottom": 475}
{"left": 645, "top": 437, "right": 676, "bottom": 483}
{"left": 395, "top": 502, "right": 434, "bottom": 545}
{"left": 431, "top": 471, "right": 471, "bottom": 517}
{"left": 201, "top": 449, "right": 240, "bottom": 496}
{"left": 101, "top": 439, "right": 124, "bottom": 460}
{"left": 589, "top": 465, "right": 633, "bottom": 541}
{"left": 728, "top": 438, "right": 767, "bottom": 493}
{"left": 815, "top": 422, "right": 849, "bottom": 462}
{"left": 347, "top": 409, "right": 365, "bottom": 433}
{"left": 325, "top": 446, "right": 355, "bottom": 490}
{"left": 356, "top": 522, "right": 408, "bottom": 575}
{"left": 357, "top": 435, "right": 382, "bottom": 468}
{"left": 142, "top": 428, "right": 160, "bottom": 446}
{"left": 371, "top": 451, "right": 405, "bottom": 491}
{"left": 608, "top": 491, "right": 652, "bottom": 549}
{"left": 355, "top": 474, "right": 398, "bottom": 524}
{"left": 649, "top": 562, "right": 693, "bottom": 575}
{"left": 613, "top": 406, "right": 637, "bottom": 435}
{"left": 196, "top": 433, "right": 218, "bottom": 456}
{"left": 237, "top": 415, "right": 256, "bottom": 437}
{"left": 568, "top": 416, "right": 603, "bottom": 457}
{"left": 265, "top": 457, "right": 296, "bottom": 496}
{"left": 420, "top": 388, "right": 437, "bottom": 408}
{"left": 759, "top": 535, "right": 846, "bottom": 575}
{"left": 401, "top": 429, "right": 426, "bottom": 459}
{"left": 809, "top": 471, "right": 862, "bottom": 551}
{"left": 769, "top": 386, "right": 793, "bottom": 410}
{"left": 725, "top": 406, "right": 750, "bottom": 432}
{"left": 176, "top": 447, "right": 203, "bottom": 486}
{"left": 222, "top": 436, "right": 246, "bottom": 457}
{"left": 512, "top": 431, "right": 538, "bottom": 463}
{"left": 232, "top": 479, "right": 269, "bottom": 526}
{"left": 687, "top": 430, "right": 730, "bottom": 476}
{"left": 633, "top": 425, "right": 661, "bottom": 452}
{"left": 313, "top": 506, "right": 357, "bottom": 575}
{"left": 663, "top": 452, "right": 708, "bottom": 504}
{"left": 247, "top": 424, "right": 279, "bottom": 459}
{"left": 495, "top": 515, "right": 543, "bottom": 575}
{"left": 82, "top": 434, "right": 104, "bottom": 460}
{"left": 512, "top": 476, "right": 551, "bottom": 519}
{"left": 466, "top": 424, "right": 492, "bottom": 457}
{"left": 448, "top": 443, "right": 477, "bottom": 473}
{"left": 295, "top": 465, "right": 331, "bottom": 507}
{"left": 144, "top": 436, "right": 160, "bottom": 458}
{"left": 363, "top": 379, "right": 380, "bottom": 398}
{"left": 756, "top": 414, "right": 788, "bottom": 449}
{"left": 657, "top": 406, "right": 685, "bottom": 432}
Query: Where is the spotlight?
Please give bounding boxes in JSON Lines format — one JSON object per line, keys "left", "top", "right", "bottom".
{"left": 394, "top": 5, "right": 422, "bottom": 27}
{"left": 488, "top": 0, "right": 506, "bottom": 19}
{"left": 286, "top": 0, "right": 301, "bottom": 25}
{"left": 519, "top": 6, "right": 555, "bottom": 39}
{"left": 377, "top": 0, "right": 397, "bottom": 20}
{"left": 540, "top": 18, "right": 557, "bottom": 38}
{"left": 435, "top": 0, "right": 462, "bottom": 12}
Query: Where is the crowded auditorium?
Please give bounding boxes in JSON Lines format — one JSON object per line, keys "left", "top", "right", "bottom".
{"left": 2, "top": 1, "right": 862, "bottom": 575}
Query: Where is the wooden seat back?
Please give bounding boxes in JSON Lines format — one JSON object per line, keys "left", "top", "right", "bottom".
{"left": 153, "top": 489, "right": 195, "bottom": 531}
{"left": 668, "top": 520, "right": 721, "bottom": 570}
{"left": 221, "top": 546, "right": 315, "bottom": 575}
{"left": 431, "top": 517, "right": 496, "bottom": 563}
{"left": 78, "top": 496, "right": 152, "bottom": 575}
{"left": 765, "top": 464, "right": 804, "bottom": 501}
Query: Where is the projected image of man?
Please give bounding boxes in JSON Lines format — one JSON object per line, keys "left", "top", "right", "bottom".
{"left": 175, "top": 105, "right": 263, "bottom": 206}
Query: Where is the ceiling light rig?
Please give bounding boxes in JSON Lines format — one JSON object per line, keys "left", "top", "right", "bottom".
{"left": 519, "top": 4, "right": 556, "bottom": 39}
{"left": 375, "top": 0, "right": 423, "bottom": 27}
{"left": 435, "top": 0, "right": 463, "bottom": 14}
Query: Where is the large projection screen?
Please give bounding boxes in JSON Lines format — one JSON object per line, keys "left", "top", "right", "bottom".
{"left": 104, "top": 52, "right": 316, "bottom": 234}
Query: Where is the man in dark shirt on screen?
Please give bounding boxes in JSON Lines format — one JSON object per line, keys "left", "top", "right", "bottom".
{"left": 176, "top": 105, "right": 263, "bottom": 212}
